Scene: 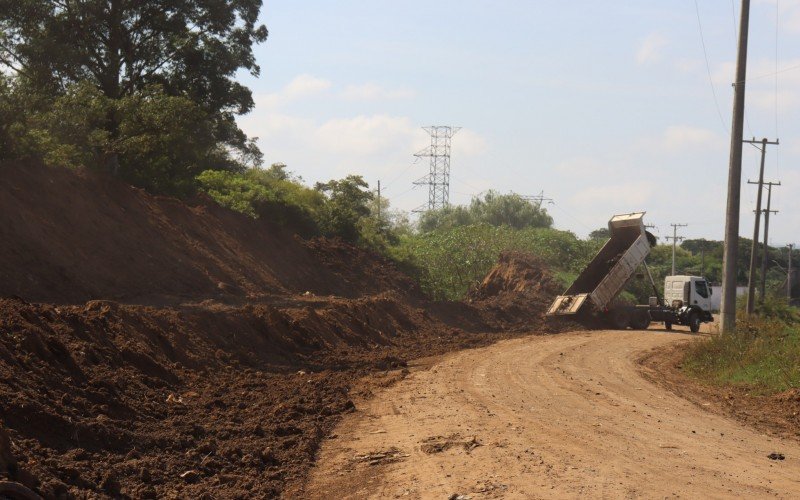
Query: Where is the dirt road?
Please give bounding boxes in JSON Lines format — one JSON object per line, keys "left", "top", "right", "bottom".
{"left": 305, "top": 330, "right": 800, "bottom": 498}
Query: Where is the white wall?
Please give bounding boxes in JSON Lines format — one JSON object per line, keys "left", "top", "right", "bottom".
{"left": 709, "top": 285, "right": 748, "bottom": 312}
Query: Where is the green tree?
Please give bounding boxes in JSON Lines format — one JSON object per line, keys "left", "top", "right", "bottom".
{"left": 315, "top": 175, "right": 374, "bottom": 242}
{"left": 588, "top": 227, "right": 610, "bottom": 240}
{"left": 0, "top": 0, "right": 267, "bottom": 174}
{"left": 418, "top": 190, "right": 553, "bottom": 232}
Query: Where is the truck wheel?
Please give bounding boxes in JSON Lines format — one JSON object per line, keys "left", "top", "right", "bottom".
{"left": 629, "top": 310, "right": 651, "bottom": 330}
{"left": 688, "top": 312, "right": 701, "bottom": 333}
{"left": 664, "top": 321, "right": 673, "bottom": 331}
{"left": 610, "top": 308, "right": 630, "bottom": 330}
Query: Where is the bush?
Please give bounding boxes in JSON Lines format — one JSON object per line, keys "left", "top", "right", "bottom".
{"left": 396, "top": 224, "right": 591, "bottom": 300}
{"left": 196, "top": 167, "right": 323, "bottom": 236}
{"left": 683, "top": 298, "right": 800, "bottom": 393}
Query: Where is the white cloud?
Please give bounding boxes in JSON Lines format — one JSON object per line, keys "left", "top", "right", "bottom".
{"left": 259, "top": 74, "right": 332, "bottom": 108}
{"left": 315, "top": 115, "right": 421, "bottom": 156}
{"left": 341, "top": 83, "right": 415, "bottom": 101}
{"left": 569, "top": 181, "right": 655, "bottom": 207}
{"left": 555, "top": 157, "right": 614, "bottom": 176}
{"left": 660, "top": 125, "right": 724, "bottom": 151}
{"left": 452, "top": 128, "right": 488, "bottom": 157}
{"left": 636, "top": 33, "right": 668, "bottom": 65}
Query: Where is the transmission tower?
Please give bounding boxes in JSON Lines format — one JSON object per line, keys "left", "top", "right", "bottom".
{"left": 412, "top": 126, "right": 460, "bottom": 212}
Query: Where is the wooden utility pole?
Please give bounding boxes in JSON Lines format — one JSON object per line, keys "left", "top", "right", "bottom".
{"left": 758, "top": 182, "right": 780, "bottom": 303}
{"left": 665, "top": 223, "right": 687, "bottom": 276}
{"left": 789, "top": 244, "right": 795, "bottom": 300}
{"left": 720, "top": 0, "right": 751, "bottom": 334}
{"left": 745, "top": 138, "right": 779, "bottom": 313}
{"left": 376, "top": 179, "right": 381, "bottom": 223}
{"left": 701, "top": 248, "right": 706, "bottom": 277}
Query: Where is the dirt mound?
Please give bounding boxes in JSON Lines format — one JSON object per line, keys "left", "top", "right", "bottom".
{"left": 0, "top": 162, "right": 415, "bottom": 304}
{"left": 0, "top": 293, "right": 507, "bottom": 498}
{"left": 0, "top": 164, "right": 569, "bottom": 497}
{"left": 468, "top": 251, "right": 576, "bottom": 332}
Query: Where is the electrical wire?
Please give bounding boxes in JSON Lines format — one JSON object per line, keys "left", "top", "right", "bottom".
{"left": 696, "top": 0, "right": 729, "bottom": 133}
{"left": 382, "top": 157, "right": 421, "bottom": 191}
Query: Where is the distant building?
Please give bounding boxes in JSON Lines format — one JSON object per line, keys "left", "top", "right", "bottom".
{"left": 709, "top": 285, "right": 747, "bottom": 312}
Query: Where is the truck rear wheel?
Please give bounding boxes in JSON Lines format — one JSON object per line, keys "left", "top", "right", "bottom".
{"left": 629, "top": 310, "right": 651, "bottom": 330}
{"left": 610, "top": 308, "right": 630, "bottom": 330}
{"left": 688, "top": 312, "right": 701, "bottom": 333}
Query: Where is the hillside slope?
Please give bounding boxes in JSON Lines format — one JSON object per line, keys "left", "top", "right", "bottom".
{"left": 0, "top": 163, "right": 565, "bottom": 498}
{"left": 0, "top": 162, "right": 418, "bottom": 304}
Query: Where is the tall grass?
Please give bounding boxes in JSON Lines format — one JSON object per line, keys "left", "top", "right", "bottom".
{"left": 683, "top": 298, "right": 800, "bottom": 394}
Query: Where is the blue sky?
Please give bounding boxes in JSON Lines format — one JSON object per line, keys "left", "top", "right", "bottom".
{"left": 237, "top": 1, "right": 800, "bottom": 244}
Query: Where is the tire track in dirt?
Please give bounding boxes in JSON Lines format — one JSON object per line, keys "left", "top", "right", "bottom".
{"left": 304, "top": 331, "right": 800, "bottom": 498}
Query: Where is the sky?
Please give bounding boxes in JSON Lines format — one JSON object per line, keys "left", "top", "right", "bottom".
{"left": 237, "top": 0, "right": 800, "bottom": 245}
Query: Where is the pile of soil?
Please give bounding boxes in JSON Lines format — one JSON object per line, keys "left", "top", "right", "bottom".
{"left": 467, "top": 251, "right": 577, "bottom": 332}
{"left": 0, "top": 162, "right": 416, "bottom": 304}
{"left": 0, "top": 163, "right": 564, "bottom": 498}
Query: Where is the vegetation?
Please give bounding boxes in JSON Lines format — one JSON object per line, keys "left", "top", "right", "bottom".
{"left": 391, "top": 225, "right": 593, "bottom": 300}
{"left": 683, "top": 299, "right": 800, "bottom": 394}
{"left": 0, "top": 0, "right": 267, "bottom": 194}
{"left": 418, "top": 191, "right": 553, "bottom": 232}
{"left": 1, "top": 1, "right": 794, "bottom": 310}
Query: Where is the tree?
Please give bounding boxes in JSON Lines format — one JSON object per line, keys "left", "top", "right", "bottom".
{"left": 418, "top": 190, "right": 553, "bottom": 232}
{"left": 315, "top": 175, "right": 374, "bottom": 242}
{"left": 588, "top": 227, "right": 610, "bottom": 240}
{"left": 0, "top": 0, "right": 267, "bottom": 170}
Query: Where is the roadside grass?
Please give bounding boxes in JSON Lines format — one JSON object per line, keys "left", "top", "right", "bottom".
{"left": 682, "top": 299, "right": 800, "bottom": 394}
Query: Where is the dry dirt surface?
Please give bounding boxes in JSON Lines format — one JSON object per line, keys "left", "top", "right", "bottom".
{"left": 306, "top": 330, "right": 800, "bottom": 499}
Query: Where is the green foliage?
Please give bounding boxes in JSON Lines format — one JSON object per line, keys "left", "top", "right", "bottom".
{"left": 196, "top": 167, "right": 323, "bottom": 235}
{"left": 7, "top": 82, "right": 235, "bottom": 195}
{"left": 314, "top": 175, "right": 374, "bottom": 242}
{"left": 418, "top": 191, "right": 553, "bottom": 232}
{"left": 0, "top": 0, "right": 267, "bottom": 158}
{"left": 683, "top": 303, "right": 800, "bottom": 393}
{"left": 588, "top": 227, "right": 610, "bottom": 240}
{"left": 396, "top": 224, "right": 590, "bottom": 300}
{"left": 0, "top": 1, "right": 267, "bottom": 193}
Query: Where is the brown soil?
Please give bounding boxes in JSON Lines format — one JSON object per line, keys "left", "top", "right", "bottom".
{"left": 306, "top": 331, "right": 800, "bottom": 498}
{"left": 466, "top": 251, "right": 581, "bottom": 332}
{"left": 639, "top": 339, "right": 800, "bottom": 441}
{"left": 0, "top": 163, "right": 562, "bottom": 498}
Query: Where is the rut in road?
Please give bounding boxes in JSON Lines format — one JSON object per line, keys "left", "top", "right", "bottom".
{"left": 305, "top": 330, "right": 800, "bottom": 499}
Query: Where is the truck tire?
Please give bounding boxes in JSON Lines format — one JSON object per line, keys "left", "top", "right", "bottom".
{"left": 610, "top": 308, "right": 630, "bottom": 330}
{"left": 629, "top": 310, "right": 651, "bottom": 330}
{"left": 688, "top": 312, "right": 701, "bottom": 333}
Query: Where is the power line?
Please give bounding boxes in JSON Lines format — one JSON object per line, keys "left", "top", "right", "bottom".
{"left": 695, "top": 0, "right": 728, "bottom": 132}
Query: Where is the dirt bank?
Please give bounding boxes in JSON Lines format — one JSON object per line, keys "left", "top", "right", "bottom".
{"left": 0, "top": 164, "right": 568, "bottom": 497}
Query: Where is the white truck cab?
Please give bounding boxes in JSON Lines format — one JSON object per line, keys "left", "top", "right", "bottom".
{"left": 662, "top": 275, "right": 713, "bottom": 331}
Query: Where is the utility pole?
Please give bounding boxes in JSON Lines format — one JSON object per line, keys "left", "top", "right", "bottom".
{"left": 788, "top": 244, "right": 795, "bottom": 300}
{"left": 701, "top": 248, "right": 706, "bottom": 277}
{"left": 412, "top": 126, "right": 460, "bottom": 212}
{"left": 376, "top": 179, "right": 382, "bottom": 223}
{"left": 665, "top": 223, "right": 687, "bottom": 276}
{"left": 744, "top": 137, "right": 779, "bottom": 314}
{"left": 758, "top": 182, "right": 780, "bottom": 303}
{"left": 720, "top": 0, "right": 751, "bottom": 334}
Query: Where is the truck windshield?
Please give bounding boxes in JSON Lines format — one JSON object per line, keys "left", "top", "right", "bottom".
{"left": 695, "top": 280, "right": 709, "bottom": 299}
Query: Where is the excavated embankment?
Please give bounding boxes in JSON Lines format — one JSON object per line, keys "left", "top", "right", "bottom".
{"left": 0, "top": 163, "right": 564, "bottom": 498}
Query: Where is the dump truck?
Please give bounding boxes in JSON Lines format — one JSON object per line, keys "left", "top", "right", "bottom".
{"left": 546, "top": 212, "right": 714, "bottom": 332}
